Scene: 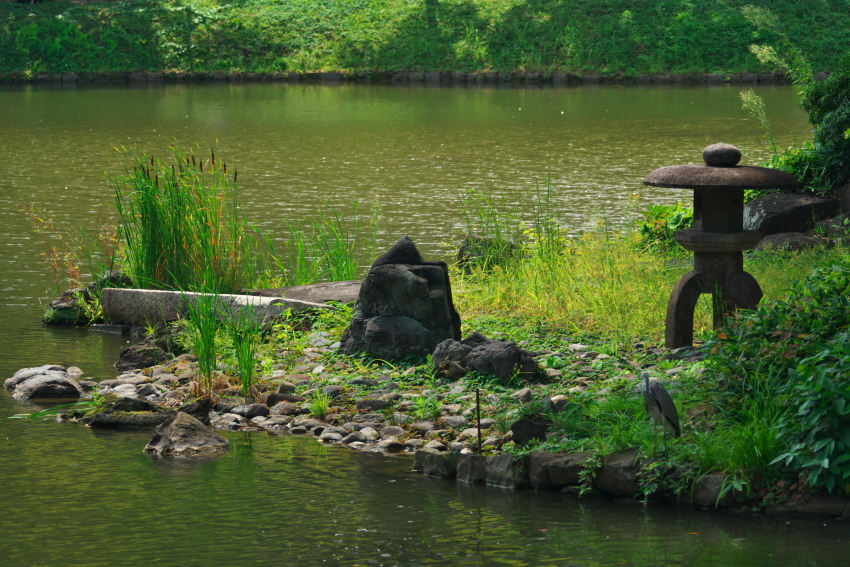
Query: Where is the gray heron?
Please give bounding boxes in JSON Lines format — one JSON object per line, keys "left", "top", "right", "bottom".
{"left": 640, "top": 371, "right": 681, "bottom": 457}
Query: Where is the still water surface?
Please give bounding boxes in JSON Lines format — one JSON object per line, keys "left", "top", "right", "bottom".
{"left": 1, "top": 83, "right": 844, "bottom": 565}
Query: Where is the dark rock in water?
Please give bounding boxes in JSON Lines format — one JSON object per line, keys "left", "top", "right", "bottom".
{"left": 89, "top": 410, "right": 175, "bottom": 429}
{"left": 414, "top": 448, "right": 458, "bottom": 478}
{"left": 339, "top": 236, "right": 461, "bottom": 360}
{"left": 592, "top": 448, "right": 642, "bottom": 497}
{"left": 548, "top": 451, "right": 594, "bottom": 487}
{"left": 433, "top": 333, "right": 547, "bottom": 383}
{"left": 485, "top": 454, "right": 529, "bottom": 488}
{"left": 5, "top": 365, "right": 68, "bottom": 390}
{"left": 43, "top": 290, "right": 86, "bottom": 326}
{"left": 744, "top": 193, "right": 836, "bottom": 235}
{"left": 115, "top": 340, "right": 169, "bottom": 371}
{"left": 108, "top": 397, "right": 164, "bottom": 413}
{"left": 457, "top": 453, "right": 488, "bottom": 484}
{"left": 528, "top": 451, "right": 568, "bottom": 491}
{"left": 5, "top": 365, "right": 83, "bottom": 400}
{"left": 87, "top": 396, "right": 174, "bottom": 429}
{"left": 510, "top": 417, "right": 549, "bottom": 446}
{"left": 144, "top": 412, "right": 230, "bottom": 457}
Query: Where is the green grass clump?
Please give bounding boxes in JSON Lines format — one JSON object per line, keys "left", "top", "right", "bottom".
{"left": 184, "top": 292, "right": 221, "bottom": 397}
{"left": 113, "top": 146, "right": 260, "bottom": 294}
{"left": 228, "top": 304, "right": 263, "bottom": 400}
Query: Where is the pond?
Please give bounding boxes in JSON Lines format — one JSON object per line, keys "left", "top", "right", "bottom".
{"left": 2, "top": 82, "right": 844, "bottom": 565}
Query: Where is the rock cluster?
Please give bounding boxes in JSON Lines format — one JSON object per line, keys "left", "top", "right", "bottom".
{"left": 432, "top": 332, "right": 547, "bottom": 383}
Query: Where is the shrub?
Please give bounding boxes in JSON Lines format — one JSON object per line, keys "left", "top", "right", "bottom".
{"left": 704, "top": 255, "right": 850, "bottom": 492}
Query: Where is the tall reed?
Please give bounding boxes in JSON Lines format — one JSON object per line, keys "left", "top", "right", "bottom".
{"left": 185, "top": 291, "right": 221, "bottom": 397}
{"left": 229, "top": 303, "right": 262, "bottom": 400}
{"left": 273, "top": 201, "right": 380, "bottom": 285}
{"left": 112, "top": 146, "right": 258, "bottom": 293}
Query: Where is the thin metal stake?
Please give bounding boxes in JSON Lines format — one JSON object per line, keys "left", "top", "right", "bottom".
{"left": 476, "top": 388, "right": 482, "bottom": 453}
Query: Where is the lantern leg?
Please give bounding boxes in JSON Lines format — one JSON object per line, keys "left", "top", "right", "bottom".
{"left": 725, "top": 270, "right": 763, "bottom": 311}
{"left": 665, "top": 271, "right": 704, "bottom": 349}
{"left": 711, "top": 271, "right": 764, "bottom": 330}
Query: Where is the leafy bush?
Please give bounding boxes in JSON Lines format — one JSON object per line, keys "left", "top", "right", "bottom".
{"left": 743, "top": 6, "right": 850, "bottom": 194}
{"left": 704, "top": 255, "right": 850, "bottom": 492}
{"left": 635, "top": 202, "right": 693, "bottom": 253}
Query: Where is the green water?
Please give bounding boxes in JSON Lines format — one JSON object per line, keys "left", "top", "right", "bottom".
{"left": 2, "top": 83, "right": 845, "bottom": 565}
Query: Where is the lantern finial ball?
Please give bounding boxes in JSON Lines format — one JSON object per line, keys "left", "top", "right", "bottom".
{"left": 703, "top": 143, "right": 741, "bottom": 167}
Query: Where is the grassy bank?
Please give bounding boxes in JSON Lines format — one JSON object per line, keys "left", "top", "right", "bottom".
{"left": 1, "top": 0, "right": 849, "bottom": 77}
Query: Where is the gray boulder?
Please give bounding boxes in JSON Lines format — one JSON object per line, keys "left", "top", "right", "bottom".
{"left": 6, "top": 365, "right": 83, "bottom": 400}
{"left": 744, "top": 193, "right": 836, "bottom": 235}
{"left": 144, "top": 412, "right": 230, "bottom": 457}
{"left": 457, "top": 453, "right": 488, "bottom": 483}
{"left": 511, "top": 417, "right": 549, "bottom": 446}
{"left": 528, "top": 451, "right": 568, "bottom": 491}
{"left": 339, "top": 236, "right": 461, "bottom": 360}
{"left": 5, "top": 364, "right": 68, "bottom": 390}
{"left": 548, "top": 451, "right": 594, "bottom": 487}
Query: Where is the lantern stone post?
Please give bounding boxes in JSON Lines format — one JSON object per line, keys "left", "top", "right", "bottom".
{"left": 643, "top": 143, "right": 802, "bottom": 349}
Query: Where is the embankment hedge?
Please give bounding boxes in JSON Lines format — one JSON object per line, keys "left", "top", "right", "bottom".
{"left": 1, "top": 0, "right": 848, "bottom": 77}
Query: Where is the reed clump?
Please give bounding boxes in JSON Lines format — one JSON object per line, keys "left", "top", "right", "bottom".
{"left": 113, "top": 146, "right": 259, "bottom": 293}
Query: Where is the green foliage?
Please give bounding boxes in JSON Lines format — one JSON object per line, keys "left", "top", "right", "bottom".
{"left": 184, "top": 292, "right": 222, "bottom": 397}
{"left": 310, "top": 390, "right": 332, "bottom": 420}
{"left": 228, "top": 304, "right": 262, "bottom": 400}
{"left": 413, "top": 395, "right": 443, "bottom": 421}
{"left": 273, "top": 201, "right": 380, "bottom": 286}
{"left": 743, "top": 6, "right": 850, "bottom": 194}
{"left": 704, "top": 255, "right": 850, "bottom": 492}
{"left": 113, "top": 146, "right": 260, "bottom": 294}
{"left": 2, "top": 0, "right": 850, "bottom": 75}
{"left": 635, "top": 202, "right": 694, "bottom": 253}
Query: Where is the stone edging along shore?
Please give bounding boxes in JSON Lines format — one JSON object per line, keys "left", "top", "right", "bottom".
{"left": 1, "top": 69, "right": 833, "bottom": 87}
{"left": 8, "top": 345, "right": 850, "bottom": 520}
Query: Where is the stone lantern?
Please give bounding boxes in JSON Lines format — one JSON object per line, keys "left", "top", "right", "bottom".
{"left": 644, "top": 143, "right": 802, "bottom": 349}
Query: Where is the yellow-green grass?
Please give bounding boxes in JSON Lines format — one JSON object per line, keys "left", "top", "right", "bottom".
{"left": 453, "top": 231, "right": 847, "bottom": 345}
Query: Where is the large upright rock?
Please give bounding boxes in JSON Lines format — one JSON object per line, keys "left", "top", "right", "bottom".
{"left": 339, "top": 236, "right": 461, "bottom": 359}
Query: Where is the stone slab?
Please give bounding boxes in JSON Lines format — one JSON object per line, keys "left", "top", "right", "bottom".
{"left": 245, "top": 280, "right": 361, "bottom": 304}
{"left": 102, "top": 288, "right": 332, "bottom": 326}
